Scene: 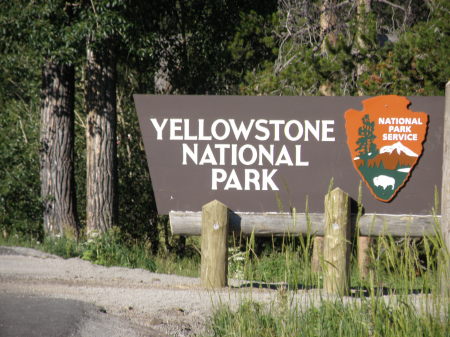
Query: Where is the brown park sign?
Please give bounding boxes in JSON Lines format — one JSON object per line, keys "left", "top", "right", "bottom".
{"left": 134, "top": 95, "right": 444, "bottom": 215}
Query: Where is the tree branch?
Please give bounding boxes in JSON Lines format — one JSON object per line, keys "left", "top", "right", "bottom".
{"left": 376, "top": 0, "right": 406, "bottom": 12}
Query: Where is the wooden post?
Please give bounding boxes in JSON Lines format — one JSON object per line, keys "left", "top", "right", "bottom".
{"left": 357, "top": 236, "right": 371, "bottom": 279}
{"left": 441, "top": 82, "right": 450, "bottom": 298}
{"left": 201, "top": 200, "right": 229, "bottom": 288}
{"left": 311, "top": 237, "right": 324, "bottom": 273}
{"left": 323, "top": 188, "right": 351, "bottom": 296}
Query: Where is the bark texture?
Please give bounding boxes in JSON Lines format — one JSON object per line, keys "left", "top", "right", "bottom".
{"left": 85, "top": 42, "right": 117, "bottom": 235}
{"left": 356, "top": 0, "right": 372, "bottom": 95}
{"left": 319, "top": 0, "right": 338, "bottom": 95}
{"left": 40, "top": 60, "right": 78, "bottom": 236}
{"left": 320, "top": 0, "right": 338, "bottom": 54}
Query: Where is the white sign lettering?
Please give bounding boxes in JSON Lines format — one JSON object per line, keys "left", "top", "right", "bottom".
{"left": 151, "top": 117, "right": 336, "bottom": 191}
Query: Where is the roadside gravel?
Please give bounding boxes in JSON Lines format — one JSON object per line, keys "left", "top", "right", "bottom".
{"left": 0, "top": 246, "right": 438, "bottom": 336}
{"left": 0, "top": 246, "right": 304, "bottom": 336}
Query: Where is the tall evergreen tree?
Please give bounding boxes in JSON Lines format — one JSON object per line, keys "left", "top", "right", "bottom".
{"left": 356, "top": 114, "right": 378, "bottom": 164}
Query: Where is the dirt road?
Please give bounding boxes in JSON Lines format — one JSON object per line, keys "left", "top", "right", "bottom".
{"left": 0, "top": 246, "right": 289, "bottom": 336}
{"left": 1, "top": 245, "right": 442, "bottom": 336}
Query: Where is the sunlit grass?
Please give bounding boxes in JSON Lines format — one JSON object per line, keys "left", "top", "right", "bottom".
{"left": 2, "top": 218, "right": 448, "bottom": 337}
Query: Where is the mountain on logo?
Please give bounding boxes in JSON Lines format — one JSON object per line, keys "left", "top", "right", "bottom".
{"left": 355, "top": 142, "right": 418, "bottom": 171}
{"left": 379, "top": 141, "right": 418, "bottom": 157}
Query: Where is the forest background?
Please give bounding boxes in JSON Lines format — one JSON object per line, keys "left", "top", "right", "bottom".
{"left": 0, "top": 0, "right": 449, "bottom": 255}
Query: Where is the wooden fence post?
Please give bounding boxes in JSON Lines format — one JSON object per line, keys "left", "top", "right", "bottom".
{"left": 201, "top": 200, "right": 229, "bottom": 288}
{"left": 441, "top": 81, "right": 450, "bottom": 298}
{"left": 311, "top": 237, "right": 324, "bottom": 273}
{"left": 358, "top": 236, "right": 371, "bottom": 279}
{"left": 323, "top": 188, "right": 352, "bottom": 296}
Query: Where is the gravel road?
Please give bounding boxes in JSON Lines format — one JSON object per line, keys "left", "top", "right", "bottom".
{"left": 1, "top": 246, "right": 440, "bottom": 336}
{"left": 0, "top": 246, "right": 311, "bottom": 336}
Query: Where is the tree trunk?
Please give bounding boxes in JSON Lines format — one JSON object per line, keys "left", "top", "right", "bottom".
{"left": 319, "top": 0, "right": 338, "bottom": 96}
{"left": 356, "top": 0, "right": 371, "bottom": 95}
{"left": 356, "top": 0, "right": 371, "bottom": 48}
{"left": 85, "top": 41, "right": 117, "bottom": 236}
{"left": 40, "top": 60, "right": 78, "bottom": 237}
{"left": 320, "top": 0, "right": 338, "bottom": 54}
{"left": 154, "top": 39, "right": 173, "bottom": 94}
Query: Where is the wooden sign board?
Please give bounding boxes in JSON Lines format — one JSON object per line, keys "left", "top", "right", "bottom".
{"left": 134, "top": 95, "right": 444, "bottom": 215}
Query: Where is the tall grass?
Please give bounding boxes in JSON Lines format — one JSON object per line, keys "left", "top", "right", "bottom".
{"left": 80, "top": 227, "right": 157, "bottom": 270}
{"left": 206, "top": 226, "right": 449, "bottom": 337}
{"left": 234, "top": 231, "right": 318, "bottom": 288}
{"left": 209, "top": 184, "right": 448, "bottom": 336}
{"left": 0, "top": 227, "right": 201, "bottom": 275}
{"left": 208, "top": 298, "right": 449, "bottom": 337}
{"left": 2, "top": 216, "right": 448, "bottom": 337}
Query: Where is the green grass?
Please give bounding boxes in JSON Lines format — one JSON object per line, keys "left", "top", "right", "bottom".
{"left": 204, "top": 222, "right": 449, "bottom": 337}
{"left": 207, "top": 298, "right": 449, "bottom": 337}
{"left": 1, "top": 227, "right": 443, "bottom": 292}
{"left": 153, "top": 254, "right": 200, "bottom": 277}
{"left": 0, "top": 228, "right": 200, "bottom": 275}
{"left": 80, "top": 228, "right": 157, "bottom": 271}
{"left": 2, "top": 222, "right": 448, "bottom": 337}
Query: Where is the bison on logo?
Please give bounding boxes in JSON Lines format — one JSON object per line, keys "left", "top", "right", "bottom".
{"left": 344, "top": 95, "right": 428, "bottom": 202}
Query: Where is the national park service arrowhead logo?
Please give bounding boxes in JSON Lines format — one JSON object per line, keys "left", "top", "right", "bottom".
{"left": 344, "top": 95, "right": 428, "bottom": 202}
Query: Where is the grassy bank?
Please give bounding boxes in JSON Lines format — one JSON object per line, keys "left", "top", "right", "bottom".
{"left": 0, "top": 228, "right": 201, "bottom": 277}
{"left": 207, "top": 297, "right": 449, "bottom": 337}
{"left": 1, "top": 226, "right": 448, "bottom": 336}
{"left": 206, "top": 228, "right": 449, "bottom": 337}
{"left": 1, "top": 227, "right": 445, "bottom": 290}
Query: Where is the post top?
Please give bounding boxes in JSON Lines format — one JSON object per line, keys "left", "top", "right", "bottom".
{"left": 329, "top": 187, "right": 349, "bottom": 196}
{"left": 202, "top": 199, "right": 228, "bottom": 209}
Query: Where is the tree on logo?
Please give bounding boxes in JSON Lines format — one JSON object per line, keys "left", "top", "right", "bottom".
{"left": 355, "top": 114, "right": 378, "bottom": 165}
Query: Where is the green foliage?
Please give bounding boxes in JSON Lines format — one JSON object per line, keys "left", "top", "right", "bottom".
{"left": 153, "top": 252, "right": 200, "bottom": 278}
{"left": 227, "top": 228, "right": 443, "bottom": 297}
{"left": 226, "top": 10, "right": 278, "bottom": 86}
{"left": 241, "top": 233, "right": 317, "bottom": 288}
{"left": 1, "top": 0, "right": 448, "bottom": 258}
{"left": 366, "top": 234, "right": 443, "bottom": 293}
{"left": 41, "top": 235, "right": 82, "bottom": 258}
{"left": 114, "top": 71, "right": 159, "bottom": 247}
{"left": 241, "top": 1, "right": 448, "bottom": 96}
{"left": 81, "top": 227, "right": 156, "bottom": 271}
{"left": 0, "top": 0, "right": 84, "bottom": 65}
{"left": 211, "top": 221, "right": 448, "bottom": 337}
{"left": 208, "top": 299, "right": 449, "bottom": 337}
{"left": 0, "top": 227, "right": 202, "bottom": 276}
{"left": 0, "top": 87, "right": 42, "bottom": 239}
{"left": 154, "top": 0, "right": 277, "bottom": 94}
{"left": 360, "top": 2, "right": 450, "bottom": 95}
{"left": 241, "top": 44, "right": 322, "bottom": 95}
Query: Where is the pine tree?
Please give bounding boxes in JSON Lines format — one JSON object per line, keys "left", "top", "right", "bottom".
{"left": 355, "top": 114, "right": 378, "bottom": 165}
